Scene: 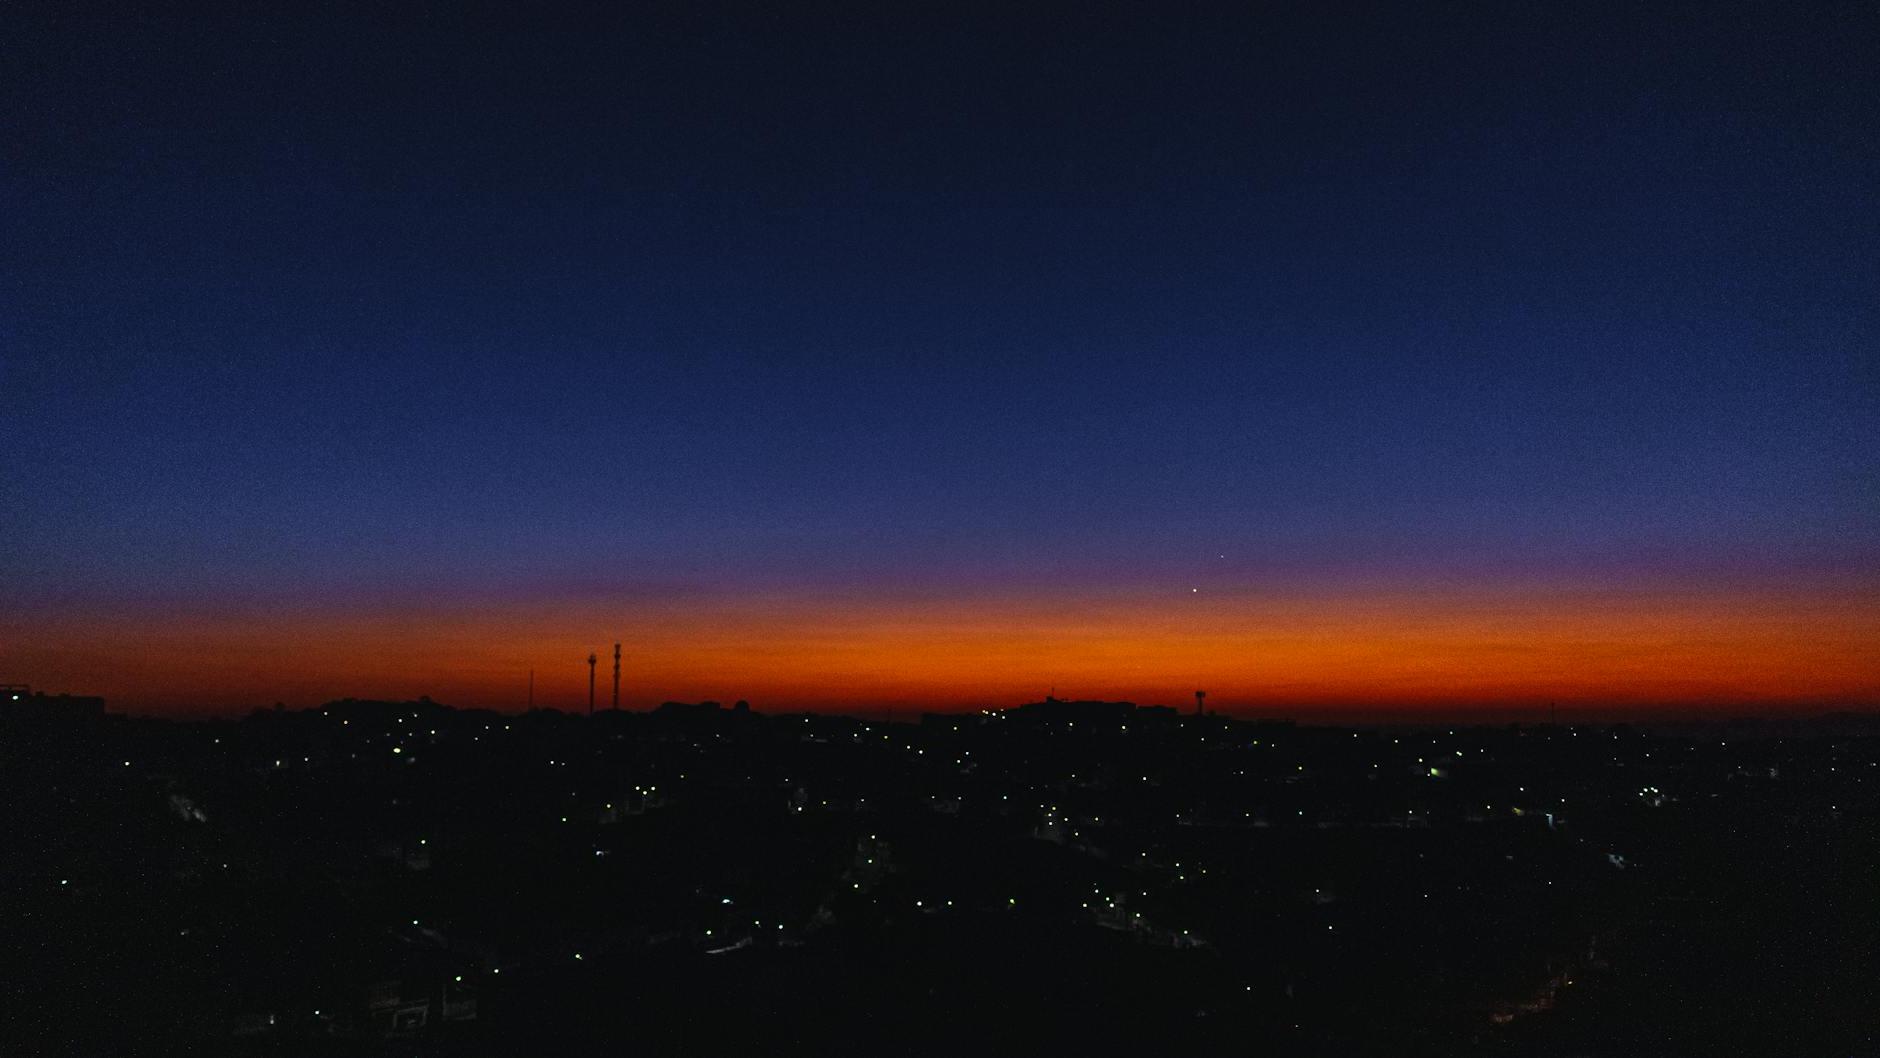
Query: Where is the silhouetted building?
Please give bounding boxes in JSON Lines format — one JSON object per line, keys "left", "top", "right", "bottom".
{"left": 656, "top": 700, "right": 722, "bottom": 716}
{"left": 1007, "top": 697, "right": 1138, "bottom": 724}
{"left": 1, "top": 686, "right": 105, "bottom": 722}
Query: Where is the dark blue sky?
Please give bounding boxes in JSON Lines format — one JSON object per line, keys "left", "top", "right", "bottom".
{"left": 4, "top": 3, "right": 1876, "bottom": 710}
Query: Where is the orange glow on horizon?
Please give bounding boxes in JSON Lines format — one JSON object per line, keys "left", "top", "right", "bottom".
{"left": 8, "top": 580, "right": 1877, "bottom": 717}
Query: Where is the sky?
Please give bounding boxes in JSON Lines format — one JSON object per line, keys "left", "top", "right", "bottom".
{"left": 3, "top": 2, "right": 1876, "bottom": 717}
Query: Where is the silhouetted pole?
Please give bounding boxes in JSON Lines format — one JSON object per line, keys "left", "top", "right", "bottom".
{"left": 587, "top": 653, "right": 597, "bottom": 716}
{"left": 1195, "top": 689, "right": 1206, "bottom": 717}
{"left": 528, "top": 669, "right": 534, "bottom": 711}
{"left": 612, "top": 643, "right": 621, "bottom": 711}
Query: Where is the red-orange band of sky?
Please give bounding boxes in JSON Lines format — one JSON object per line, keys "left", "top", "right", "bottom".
{"left": 9, "top": 579, "right": 1877, "bottom": 718}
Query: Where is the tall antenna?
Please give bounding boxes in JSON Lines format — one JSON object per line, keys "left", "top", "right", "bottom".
{"left": 1195, "top": 689, "right": 1207, "bottom": 717}
{"left": 528, "top": 668, "right": 534, "bottom": 711}
{"left": 587, "top": 653, "right": 597, "bottom": 717}
{"left": 612, "top": 643, "right": 621, "bottom": 711}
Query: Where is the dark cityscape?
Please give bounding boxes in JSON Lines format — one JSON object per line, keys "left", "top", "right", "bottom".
{"left": 5, "top": 1, "right": 1876, "bottom": 1054}
{"left": 7, "top": 689, "right": 1878, "bottom": 1054}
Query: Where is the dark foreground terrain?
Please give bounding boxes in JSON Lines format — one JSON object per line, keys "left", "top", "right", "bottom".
{"left": 6, "top": 697, "right": 1877, "bottom": 1055}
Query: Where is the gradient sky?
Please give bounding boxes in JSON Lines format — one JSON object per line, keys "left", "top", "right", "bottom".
{"left": 4, "top": 3, "right": 1877, "bottom": 716}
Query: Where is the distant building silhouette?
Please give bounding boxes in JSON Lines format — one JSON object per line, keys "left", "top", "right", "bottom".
{"left": 1, "top": 686, "right": 105, "bottom": 722}
{"left": 1009, "top": 697, "right": 1137, "bottom": 723}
